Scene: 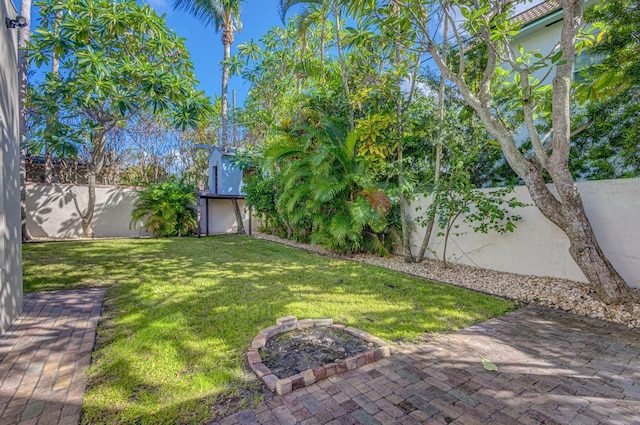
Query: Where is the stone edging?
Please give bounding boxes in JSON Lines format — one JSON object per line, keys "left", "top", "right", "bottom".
{"left": 247, "top": 316, "right": 396, "bottom": 395}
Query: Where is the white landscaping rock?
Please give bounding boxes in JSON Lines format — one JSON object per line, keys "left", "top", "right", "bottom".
{"left": 255, "top": 233, "right": 639, "bottom": 328}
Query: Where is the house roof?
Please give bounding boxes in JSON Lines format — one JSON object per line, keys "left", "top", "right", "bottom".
{"left": 511, "top": 1, "right": 562, "bottom": 28}
{"left": 460, "top": 1, "right": 563, "bottom": 52}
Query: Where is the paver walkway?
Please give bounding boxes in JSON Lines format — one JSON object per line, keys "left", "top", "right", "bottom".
{"left": 1, "top": 294, "right": 638, "bottom": 425}
{"left": 0, "top": 289, "right": 104, "bottom": 425}
{"left": 214, "top": 306, "right": 640, "bottom": 425}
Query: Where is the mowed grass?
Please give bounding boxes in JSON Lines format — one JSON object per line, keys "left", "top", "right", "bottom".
{"left": 22, "top": 236, "right": 517, "bottom": 425}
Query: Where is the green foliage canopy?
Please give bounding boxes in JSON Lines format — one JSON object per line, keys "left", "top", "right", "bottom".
{"left": 29, "top": 0, "right": 212, "bottom": 143}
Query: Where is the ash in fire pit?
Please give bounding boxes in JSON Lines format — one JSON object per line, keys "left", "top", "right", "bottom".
{"left": 260, "top": 326, "right": 378, "bottom": 378}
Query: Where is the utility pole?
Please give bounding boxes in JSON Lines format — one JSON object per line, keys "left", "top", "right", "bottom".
{"left": 232, "top": 90, "right": 238, "bottom": 147}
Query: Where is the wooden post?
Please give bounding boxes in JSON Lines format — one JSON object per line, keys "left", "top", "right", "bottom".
{"left": 205, "top": 198, "right": 210, "bottom": 236}
{"left": 197, "top": 193, "right": 201, "bottom": 238}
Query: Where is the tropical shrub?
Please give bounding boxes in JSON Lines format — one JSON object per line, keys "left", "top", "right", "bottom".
{"left": 243, "top": 173, "right": 288, "bottom": 236}
{"left": 250, "top": 120, "right": 397, "bottom": 255}
{"left": 131, "top": 181, "right": 197, "bottom": 237}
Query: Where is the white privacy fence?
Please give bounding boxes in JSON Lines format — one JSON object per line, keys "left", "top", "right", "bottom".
{"left": 25, "top": 183, "right": 252, "bottom": 238}
{"left": 26, "top": 178, "right": 640, "bottom": 288}
{"left": 407, "top": 178, "right": 640, "bottom": 289}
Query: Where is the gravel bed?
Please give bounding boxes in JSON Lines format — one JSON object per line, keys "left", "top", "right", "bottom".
{"left": 255, "top": 233, "right": 639, "bottom": 328}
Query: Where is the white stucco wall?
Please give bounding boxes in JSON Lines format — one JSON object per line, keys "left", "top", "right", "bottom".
{"left": 25, "top": 184, "right": 252, "bottom": 239}
{"left": 408, "top": 178, "right": 640, "bottom": 289}
{"left": 198, "top": 198, "right": 252, "bottom": 235}
{"left": 511, "top": 12, "right": 564, "bottom": 84}
{"left": 26, "top": 183, "right": 148, "bottom": 239}
{"left": 0, "top": 0, "right": 24, "bottom": 334}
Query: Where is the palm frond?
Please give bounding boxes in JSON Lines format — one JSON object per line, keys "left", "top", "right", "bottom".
{"left": 360, "top": 188, "right": 392, "bottom": 215}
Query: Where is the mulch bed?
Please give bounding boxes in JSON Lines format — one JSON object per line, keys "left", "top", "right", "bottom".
{"left": 259, "top": 327, "right": 378, "bottom": 378}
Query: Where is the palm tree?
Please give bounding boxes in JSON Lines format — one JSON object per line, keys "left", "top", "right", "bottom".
{"left": 279, "top": 0, "right": 354, "bottom": 130}
{"left": 280, "top": 0, "right": 330, "bottom": 68}
{"left": 173, "top": 0, "right": 243, "bottom": 147}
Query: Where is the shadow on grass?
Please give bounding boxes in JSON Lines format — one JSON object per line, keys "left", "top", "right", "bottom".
{"left": 23, "top": 236, "right": 517, "bottom": 424}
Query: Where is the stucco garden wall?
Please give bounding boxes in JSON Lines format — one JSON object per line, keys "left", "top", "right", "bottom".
{"left": 407, "top": 178, "right": 640, "bottom": 289}
{"left": 25, "top": 184, "right": 254, "bottom": 239}
{"left": 26, "top": 179, "right": 639, "bottom": 289}
{"left": 198, "top": 198, "right": 252, "bottom": 235}
{"left": 26, "top": 183, "right": 148, "bottom": 239}
{"left": 1, "top": 0, "right": 24, "bottom": 334}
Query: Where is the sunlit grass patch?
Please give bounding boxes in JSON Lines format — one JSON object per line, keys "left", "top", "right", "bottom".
{"left": 22, "top": 236, "right": 517, "bottom": 424}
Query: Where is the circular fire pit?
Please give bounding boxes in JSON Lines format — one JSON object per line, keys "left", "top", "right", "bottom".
{"left": 246, "top": 316, "right": 396, "bottom": 395}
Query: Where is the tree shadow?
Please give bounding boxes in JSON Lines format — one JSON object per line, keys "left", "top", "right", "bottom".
{"left": 23, "top": 236, "right": 518, "bottom": 423}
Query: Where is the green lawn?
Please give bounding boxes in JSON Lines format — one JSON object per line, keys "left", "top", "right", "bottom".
{"left": 22, "top": 236, "right": 517, "bottom": 425}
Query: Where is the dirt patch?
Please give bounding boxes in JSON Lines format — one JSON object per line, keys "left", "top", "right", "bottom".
{"left": 259, "top": 327, "right": 379, "bottom": 378}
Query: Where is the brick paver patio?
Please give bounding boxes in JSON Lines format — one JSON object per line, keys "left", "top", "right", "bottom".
{"left": 214, "top": 306, "right": 640, "bottom": 425}
{"left": 0, "top": 289, "right": 104, "bottom": 425}
{"left": 1, "top": 291, "right": 638, "bottom": 425}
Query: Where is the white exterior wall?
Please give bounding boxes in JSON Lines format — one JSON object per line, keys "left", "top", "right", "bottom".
{"left": 198, "top": 198, "right": 252, "bottom": 235}
{"left": 26, "top": 183, "right": 148, "bottom": 239}
{"left": 408, "top": 178, "right": 640, "bottom": 289}
{"left": 0, "top": 0, "right": 23, "bottom": 334}
{"left": 208, "top": 147, "right": 244, "bottom": 196}
{"left": 513, "top": 18, "right": 563, "bottom": 84}
{"left": 25, "top": 184, "right": 251, "bottom": 239}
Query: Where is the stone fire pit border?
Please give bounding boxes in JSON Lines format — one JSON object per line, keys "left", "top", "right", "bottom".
{"left": 246, "top": 316, "right": 396, "bottom": 395}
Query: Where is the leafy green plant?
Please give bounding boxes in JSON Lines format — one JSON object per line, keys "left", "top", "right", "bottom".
{"left": 416, "top": 110, "right": 525, "bottom": 268}
{"left": 261, "top": 121, "right": 396, "bottom": 255}
{"left": 243, "top": 173, "right": 287, "bottom": 235}
{"left": 426, "top": 182, "right": 524, "bottom": 269}
{"left": 131, "top": 181, "right": 197, "bottom": 237}
{"left": 28, "top": 0, "right": 211, "bottom": 237}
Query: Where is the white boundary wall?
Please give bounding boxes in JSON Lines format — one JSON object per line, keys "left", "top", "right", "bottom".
{"left": 26, "top": 183, "right": 148, "bottom": 239}
{"left": 407, "top": 178, "right": 640, "bottom": 289}
{"left": 26, "top": 179, "right": 640, "bottom": 289}
{"left": 197, "top": 198, "right": 253, "bottom": 235}
{"left": 25, "top": 184, "right": 254, "bottom": 239}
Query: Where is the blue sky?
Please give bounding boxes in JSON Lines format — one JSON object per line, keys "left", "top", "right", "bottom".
{"left": 16, "top": 0, "right": 287, "bottom": 106}
{"left": 144, "top": 0, "right": 286, "bottom": 107}
{"left": 143, "top": 0, "right": 540, "bottom": 107}
{"left": 18, "top": 0, "right": 541, "bottom": 108}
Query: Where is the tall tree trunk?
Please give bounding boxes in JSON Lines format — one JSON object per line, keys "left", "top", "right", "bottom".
{"left": 44, "top": 12, "right": 61, "bottom": 185}
{"left": 417, "top": 15, "right": 448, "bottom": 262}
{"left": 232, "top": 90, "right": 238, "bottom": 147}
{"left": 18, "top": 0, "right": 33, "bottom": 241}
{"left": 419, "top": 1, "right": 634, "bottom": 303}
{"left": 71, "top": 128, "right": 107, "bottom": 238}
{"left": 417, "top": 76, "right": 445, "bottom": 262}
{"left": 520, "top": 160, "right": 634, "bottom": 304}
{"left": 44, "top": 152, "right": 53, "bottom": 183}
{"left": 333, "top": 5, "right": 354, "bottom": 131}
{"left": 19, "top": 152, "right": 31, "bottom": 242}
{"left": 231, "top": 198, "right": 245, "bottom": 234}
{"left": 392, "top": 1, "right": 413, "bottom": 262}
{"left": 221, "top": 27, "right": 234, "bottom": 147}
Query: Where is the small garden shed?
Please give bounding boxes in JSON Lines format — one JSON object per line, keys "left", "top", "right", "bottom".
{"left": 206, "top": 145, "right": 244, "bottom": 195}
